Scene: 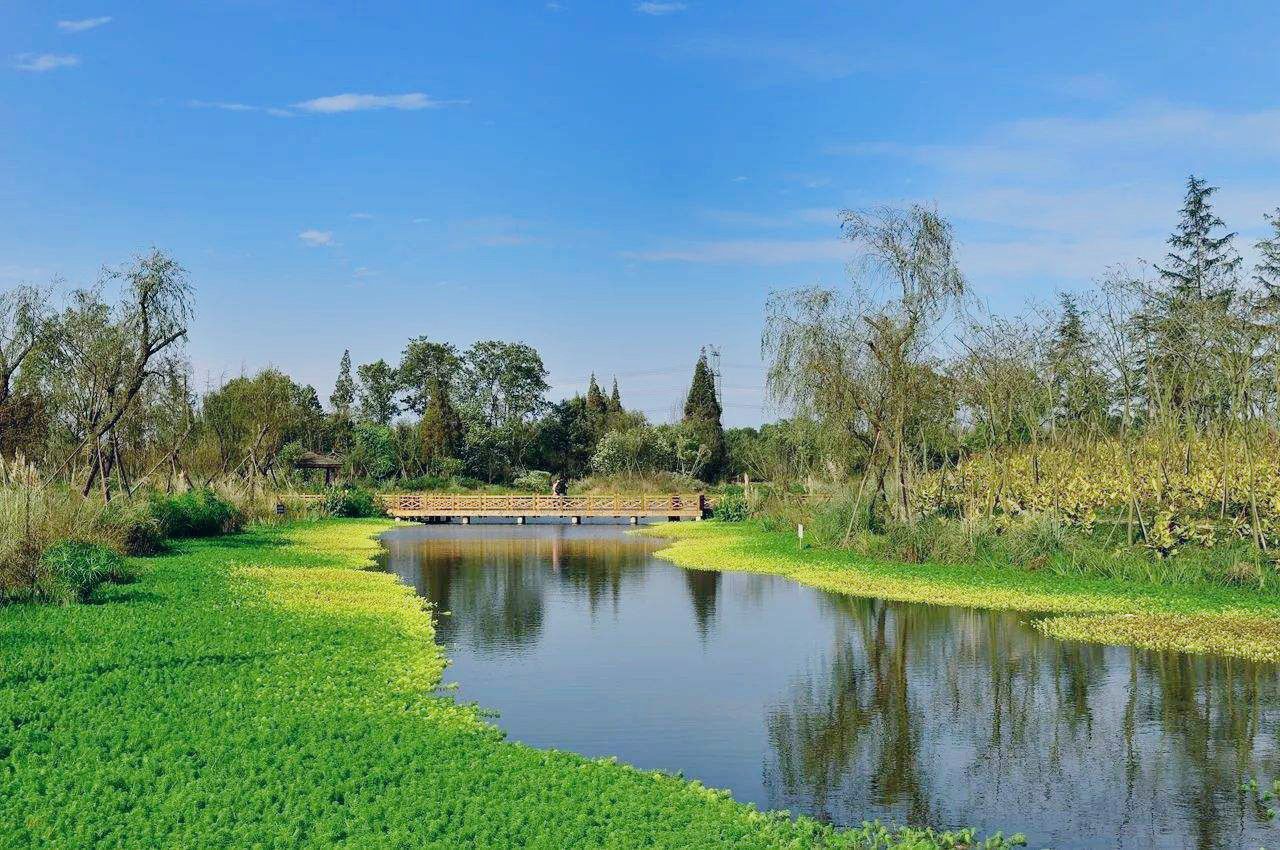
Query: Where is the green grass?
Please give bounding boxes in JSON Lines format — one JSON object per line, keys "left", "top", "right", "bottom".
{"left": 647, "top": 521, "right": 1280, "bottom": 662}
{"left": 0, "top": 519, "right": 1024, "bottom": 849}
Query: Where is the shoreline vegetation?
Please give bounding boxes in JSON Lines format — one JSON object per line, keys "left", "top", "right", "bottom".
{"left": 0, "top": 518, "right": 1027, "bottom": 849}
{"left": 647, "top": 521, "right": 1280, "bottom": 662}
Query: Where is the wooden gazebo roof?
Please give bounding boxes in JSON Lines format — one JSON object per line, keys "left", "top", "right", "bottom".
{"left": 292, "top": 451, "right": 343, "bottom": 470}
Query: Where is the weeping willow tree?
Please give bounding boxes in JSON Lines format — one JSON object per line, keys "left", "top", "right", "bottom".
{"left": 763, "top": 204, "right": 965, "bottom": 530}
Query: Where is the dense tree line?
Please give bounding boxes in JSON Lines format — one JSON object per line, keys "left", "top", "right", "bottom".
{"left": 763, "top": 175, "right": 1280, "bottom": 543}
{"left": 0, "top": 265, "right": 728, "bottom": 495}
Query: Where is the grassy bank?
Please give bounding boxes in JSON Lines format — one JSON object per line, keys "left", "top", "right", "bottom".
{"left": 0, "top": 519, "right": 1020, "bottom": 849}
{"left": 647, "top": 521, "right": 1280, "bottom": 662}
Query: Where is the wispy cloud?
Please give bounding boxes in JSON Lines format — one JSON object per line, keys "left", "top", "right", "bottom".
{"left": 829, "top": 103, "right": 1280, "bottom": 289}
{"left": 191, "top": 92, "right": 464, "bottom": 118}
{"left": 293, "top": 92, "right": 464, "bottom": 114}
{"left": 348, "top": 212, "right": 374, "bottom": 220}
{"left": 57, "top": 16, "right": 112, "bottom": 33}
{"left": 636, "top": 2, "right": 686, "bottom": 15}
{"left": 298, "top": 229, "right": 334, "bottom": 247}
{"left": 189, "top": 100, "right": 294, "bottom": 118}
{"left": 12, "top": 53, "right": 80, "bottom": 72}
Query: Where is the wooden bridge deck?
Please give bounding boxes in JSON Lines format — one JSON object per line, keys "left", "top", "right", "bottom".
{"left": 381, "top": 493, "right": 706, "bottom": 521}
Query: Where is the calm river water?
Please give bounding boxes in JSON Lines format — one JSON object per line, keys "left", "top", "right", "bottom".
{"left": 380, "top": 522, "right": 1280, "bottom": 850}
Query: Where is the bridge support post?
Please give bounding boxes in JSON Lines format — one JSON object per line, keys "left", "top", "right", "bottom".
{"left": 570, "top": 516, "right": 581, "bottom": 525}
{"left": 629, "top": 516, "right": 638, "bottom": 525}
{"left": 516, "top": 516, "right": 526, "bottom": 525}
{"left": 459, "top": 516, "right": 470, "bottom": 525}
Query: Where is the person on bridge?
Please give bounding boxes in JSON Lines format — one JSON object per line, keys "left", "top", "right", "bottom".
{"left": 552, "top": 475, "right": 568, "bottom": 496}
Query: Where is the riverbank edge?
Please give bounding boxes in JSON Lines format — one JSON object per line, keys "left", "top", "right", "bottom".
{"left": 645, "top": 521, "right": 1280, "bottom": 662}
{"left": 1, "top": 517, "right": 1012, "bottom": 849}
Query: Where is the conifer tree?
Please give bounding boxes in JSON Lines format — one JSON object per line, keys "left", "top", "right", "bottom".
{"left": 586, "top": 373, "right": 609, "bottom": 419}
{"left": 607, "top": 377, "right": 623, "bottom": 415}
{"left": 419, "top": 374, "right": 462, "bottom": 469}
{"left": 683, "top": 353, "right": 725, "bottom": 481}
{"left": 1155, "top": 175, "right": 1241, "bottom": 303}
{"left": 1255, "top": 208, "right": 1280, "bottom": 299}
{"left": 330, "top": 350, "right": 355, "bottom": 415}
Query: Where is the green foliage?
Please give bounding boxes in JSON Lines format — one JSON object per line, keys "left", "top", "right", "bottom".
{"left": 0, "top": 520, "right": 1014, "bottom": 848}
{"left": 847, "top": 822, "right": 1025, "bottom": 849}
{"left": 37, "top": 539, "right": 129, "bottom": 603}
{"left": 103, "top": 500, "right": 166, "bottom": 555}
{"left": 398, "top": 337, "right": 461, "bottom": 416}
{"left": 329, "top": 349, "right": 356, "bottom": 415}
{"left": 712, "top": 487, "right": 749, "bottom": 521}
{"left": 202, "top": 369, "right": 326, "bottom": 490}
{"left": 148, "top": 489, "right": 244, "bottom": 538}
{"left": 512, "top": 469, "right": 552, "bottom": 492}
{"left": 356, "top": 358, "right": 400, "bottom": 426}
{"left": 591, "top": 426, "right": 673, "bottom": 476}
{"left": 350, "top": 422, "right": 397, "bottom": 480}
{"left": 1242, "top": 777, "right": 1280, "bottom": 823}
{"left": 323, "top": 486, "right": 382, "bottom": 518}
{"left": 683, "top": 353, "right": 725, "bottom": 481}
{"left": 418, "top": 375, "right": 463, "bottom": 471}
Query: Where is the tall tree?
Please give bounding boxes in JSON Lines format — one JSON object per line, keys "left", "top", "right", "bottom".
{"left": 1155, "top": 175, "right": 1241, "bottom": 302}
{"left": 457, "top": 340, "right": 549, "bottom": 480}
{"left": 765, "top": 204, "right": 965, "bottom": 527}
{"left": 586, "top": 373, "right": 609, "bottom": 420}
{"left": 419, "top": 374, "right": 462, "bottom": 470}
{"left": 1141, "top": 176, "right": 1242, "bottom": 423}
{"left": 330, "top": 350, "right": 355, "bottom": 415}
{"left": 43, "top": 250, "right": 193, "bottom": 499}
{"left": 1255, "top": 208, "right": 1280, "bottom": 298}
{"left": 399, "top": 337, "right": 461, "bottom": 416}
{"left": 0, "top": 285, "right": 50, "bottom": 458}
{"left": 1047, "top": 293, "right": 1108, "bottom": 429}
{"left": 356, "top": 359, "right": 399, "bottom": 426}
{"left": 683, "top": 352, "right": 726, "bottom": 481}
{"left": 608, "top": 377, "right": 623, "bottom": 415}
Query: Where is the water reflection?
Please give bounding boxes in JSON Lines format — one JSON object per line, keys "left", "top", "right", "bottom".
{"left": 381, "top": 523, "right": 1280, "bottom": 850}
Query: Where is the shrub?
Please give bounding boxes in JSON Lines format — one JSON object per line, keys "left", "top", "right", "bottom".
{"left": 712, "top": 488, "right": 748, "bottom": 522}
{"left": 38, "top": 540, "right": 129, "bottom": 604}
{"left": 512, "top": 470, "right": 552, "bottom": 492}
{"left": 324, "top": 486, "right": 383, "bottom": 518}
{"left": 103, "top": 500, "right": 166, "bottom": 555}
{"left": 149, "top": 489, "right": 244, "bottom": 538}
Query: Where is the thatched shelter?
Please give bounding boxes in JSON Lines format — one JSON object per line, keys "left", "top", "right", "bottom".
{"left": 292, "top": 451, "right": 343, "bottom": 486}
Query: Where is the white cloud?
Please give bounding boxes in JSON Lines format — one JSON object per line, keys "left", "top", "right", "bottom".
{"left": 189, "top": 100, "right": 294, "bottom": 118}
{"left": 546, "top": 2, "right": 565, "bottom": 9}
{"left": 636, "top": 2, "right": 686, "bottom": 15}
{"left": 12, "top": 53, "right": 80, "bottom": 72}
{"left": 298, "top": 229, "right": 334, "bottom": 247}
{"left": 293, "top": 92, "right": 463, "bottom": 114}
{"left": 830, "top": 103, "right": 1280, "bottom": 291}
{"left": 348, "top": 212, "right": 374, "bottom": 220}
{"left": 57, "top": 16, "right": 112, "bottom": 33}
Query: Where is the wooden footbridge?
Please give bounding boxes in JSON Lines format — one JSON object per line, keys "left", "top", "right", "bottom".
{"left": 381, "top": 493, "right": 707, "bottom": 524}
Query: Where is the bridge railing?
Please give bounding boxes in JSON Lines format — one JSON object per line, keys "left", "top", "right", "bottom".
{"left": 380, "top": 493, "right": 705, "bottom": 517}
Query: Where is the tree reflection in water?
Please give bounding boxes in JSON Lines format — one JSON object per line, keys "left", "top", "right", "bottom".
{"left": 382, "top": 524, "right": 1280, "bottom": 849}
{"left": 763, "top": 592, "right": 1280, "bottom": 847}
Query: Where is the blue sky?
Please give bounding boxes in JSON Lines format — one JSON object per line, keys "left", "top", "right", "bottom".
{"left": 3, "top": 2, "right": 1280, "bottom": 425}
